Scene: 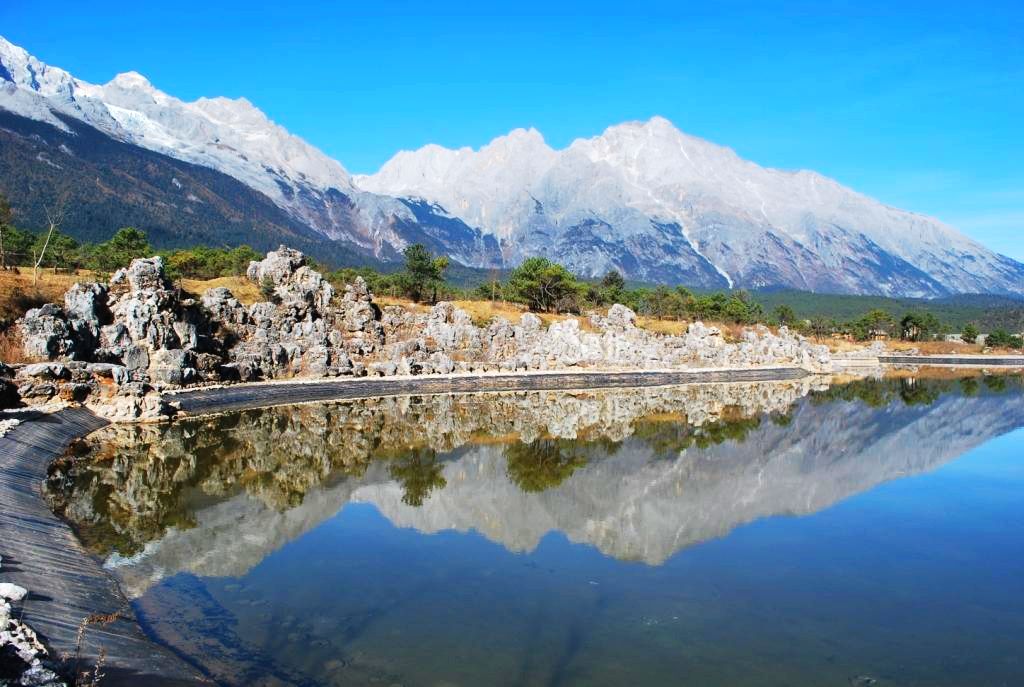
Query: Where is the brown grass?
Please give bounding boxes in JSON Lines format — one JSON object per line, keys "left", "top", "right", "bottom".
{"left": 375, "top": 296, "right": 601, "bottom": 331}
{"left": 883, "top": 366, "right": 1024, "bottom": 380}
{"left": 179, "top": 276, "right": 261, "bottom": 305}
{"left": 886, "top": 340, "right": 984, "bottom": 355}
{"left": 820, "top": 337, "right": 999, "bottom": 356}
{"left": 0, "top": 327, "right": 33, "bottom": 364}
{"left": 0, "top": 269, "right": 95, "bottom": 324}
{"left": 635, "top": 317, "right": 688, "bottom": 336}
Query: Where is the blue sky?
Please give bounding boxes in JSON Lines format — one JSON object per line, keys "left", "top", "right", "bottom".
{"left": 2, "top": 1, "right": 1021, "bottom": 258}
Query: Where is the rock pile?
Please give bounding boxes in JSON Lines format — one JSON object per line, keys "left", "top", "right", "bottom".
{"left": 376, "top": 301, "right": 831, "bottom": 375}
{"left": 3, "top": 245, "right": 832, "bottom": 420}
{"left": 0, "top": 558, "right": 67, "bottom": 687}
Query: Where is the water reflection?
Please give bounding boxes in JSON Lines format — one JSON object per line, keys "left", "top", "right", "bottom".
{"left": 47, "top": 376, "right": 1024, "bottom": 588}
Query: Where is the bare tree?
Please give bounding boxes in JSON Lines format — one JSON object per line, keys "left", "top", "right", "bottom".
{"left": 0, "top": 193, "right": 11, "bottom": 270}
{"left": 33, "top": 202, "right": 65, "bottom": 287}
{"left": 487, "top": 268, "right": 501, "bottom": 302}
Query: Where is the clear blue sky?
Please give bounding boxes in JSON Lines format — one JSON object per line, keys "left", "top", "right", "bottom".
{"left": 2, "top": 1, "right": 1022, "bottom": 259}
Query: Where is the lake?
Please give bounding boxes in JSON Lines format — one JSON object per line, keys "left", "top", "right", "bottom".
{"left": 46, "top": 375, "right": 1024, "bottom": 686}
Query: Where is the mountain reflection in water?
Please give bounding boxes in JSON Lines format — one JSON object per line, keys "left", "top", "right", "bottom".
{"left": 45, "top": 376, "right": 1024, "bottom": 686}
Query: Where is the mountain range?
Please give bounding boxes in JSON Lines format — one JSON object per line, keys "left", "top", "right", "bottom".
{"left": 1, "top": 36, "right": 1021, "bottom": 296}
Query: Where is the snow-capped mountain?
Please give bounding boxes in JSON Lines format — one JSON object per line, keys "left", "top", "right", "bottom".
{"left": 0, "top": 36, "right": 499, "bottom": 266}
{"left": 359, "top": 116, "right": 1024, "bottom": 295}
{"left": 2, "top": 35, "right": 1021, "bottom": 296}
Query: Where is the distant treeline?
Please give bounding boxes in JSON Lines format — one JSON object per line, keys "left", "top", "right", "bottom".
{"left": 1, "top": 209, "right": 1021, "bottom": 349}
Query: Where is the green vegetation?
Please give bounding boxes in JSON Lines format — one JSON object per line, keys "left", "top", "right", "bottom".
{"left": 506, "top": 257, "right": 583, "bottom": 312}
{"left": 899, "top": 311, "right": 944, "bottom": 342}
{"left": 986, "top": 329, "right": 1024, "bottom": 350}
{"left": 812, "top": 375, "right": 1023, "bottom": 408}
{"left": 387, "top": 448, "right": 448, "bottom": 506}
{"left": 0, "top": 195, "right": 1021, "bottom": 347}
{"left": 632, "top": 414, "right": 764, "bottom": 454}
{"left": 0, "top": 219, "right": 259, "bottom": 281}
{"left": 752, "top": 289, "right": 1024, "bottom": 334}
{"left": 398, "top": 244, "right": 449, "bottom": 304}
{"left": 504, "top": 439, "right": 588, "bottom": 492}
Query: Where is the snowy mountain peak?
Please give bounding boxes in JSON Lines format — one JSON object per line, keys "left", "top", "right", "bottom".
{"left": 108, "top": 70, "right": 155, "bottom": 91}
{"left": 0, "top": 36, "right": 75, "bottom": 96}
{"left": 360, "top": 118, "right": 1024, "bottom": 295}
{"left": 0, "top": 36, "right": 355, "bottom": 202}
{"left": 2, "top": 34, "right": 1022, "bottom": 296}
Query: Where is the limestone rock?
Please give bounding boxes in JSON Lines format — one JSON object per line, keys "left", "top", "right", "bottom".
{"left": 17, "top": 304, "right": 75, "bottom": 359}
{"left": 110, "top": 256, "right": 171, "bottom": 296}
{"left": 201, "top": 287, "right": 248, "bottom": 326}
{"left": 0, "top": 583, "right": 27, "bottom": 602}
{"left": 246, "top": 246, "right": 333, "bottom": 315}
{"left": 606, "top": 304, "right": 637, "bottom": 329}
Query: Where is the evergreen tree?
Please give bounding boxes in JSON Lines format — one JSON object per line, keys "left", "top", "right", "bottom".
{"left": 401, "top": 244, "right": 447, "bottom": 303}
{"left": 86, "top": 227, "right": 153, "bottom": 272}
{"left": 507, "top": 257, "right": 581, "bottom": 312}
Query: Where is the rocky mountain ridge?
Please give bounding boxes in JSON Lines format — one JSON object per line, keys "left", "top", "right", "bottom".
{"left": 0, "top": 36, "right": 500, "bottom": 267}
{"left": 2, "top": 36, "right": 1022, "bottom": 296}
{"left": 359, "top": 117, "right": 1024, "bottom": 295}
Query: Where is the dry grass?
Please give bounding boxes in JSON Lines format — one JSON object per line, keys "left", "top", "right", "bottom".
{"left": 886, "top": 340, "right": 984, "bottom": 355}
{"left": 1, "top": 269, "right": 265, "bottom": 318}
{"left": 820, "top": 337, "right": 996, "bottom": 356}
{"left": 0, "top": 269, "right": 97, "bottom": 323}
{"left": 179, "top": 276, "right": 261, "bottom": 305}
{"left": 0, "top": 327, "right": 33, "bottom": 364}
{"left": 375, "top": 296, "right": 600, "bottom": 331}
{"left": 635, "top": 317, "right": 688, "bottom": 336}
{"left": 884, "top": 366, "right": 1024, "bottom": 380}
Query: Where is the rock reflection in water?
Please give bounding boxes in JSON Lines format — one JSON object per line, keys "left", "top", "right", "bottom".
{"left": 46, "top": 376, "right": 1024, "bottom": 589}
{"left": 44, "top": 376, "right": 1024, "bottom": 686}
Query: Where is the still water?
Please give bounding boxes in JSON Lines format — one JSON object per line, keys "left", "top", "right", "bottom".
{"left": 47, "top": 376, "right": 1024, "bottom": 686}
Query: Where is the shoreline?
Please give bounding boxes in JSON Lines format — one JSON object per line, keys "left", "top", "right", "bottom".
{"left": 166, "top": 364, "right": 815, "bottom": 417}
{"left": 0, "top": 407, "right": 209, "bottom": 686}
{"left": 0, "top": 364, "right": 812, "bottom": 686}
{"left": 0, "top": 359, "right": 1021, "bottom": 684}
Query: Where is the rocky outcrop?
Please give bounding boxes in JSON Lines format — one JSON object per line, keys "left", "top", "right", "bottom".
{"left": 377, "top": 302, "right": 831, "bottom": 375}
{"left": 0, "top": 557, "right": 68, "bottom": 687}
{"left": 6, "top": 245, "right": 832, "bottom": 421}
{"left": 216, "top": 248, "right": 381, "bottom": 381}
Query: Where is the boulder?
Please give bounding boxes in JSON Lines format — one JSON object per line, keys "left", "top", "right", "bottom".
{"left": 63, "top": 282, "right": 109, "bottom": 324}
{"left": 149, "top": 348, "right": 196, "bottom": 386}
{"left": 110, "top": 256, "right": 172, "bottom": 296}
{"left": 201, "top": 287, "right": 248, "bottom": 326}
{"left": 18, "top": 304, "right": 75, "bottom": 359}
{"left": 19, "top": 363, "right": 70, "bottom": 380}
{"left": 0, "top": 582, "right": 27, "bottom": 602}
{"left": 340, "top": 277, "right": 378, "bottom": 333}
{"left": 606, "top": 304, "right": 637, "bottom": 329}
{"left": 246, "top": 246, "right": 334, "bottom": 316}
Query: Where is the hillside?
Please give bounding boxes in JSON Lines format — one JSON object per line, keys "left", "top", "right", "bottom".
{"left": 2, "top": 35, "right": 1022, "bottom": 296}
{"left": 0, "top": 109, "right": 381, "bottom": 268}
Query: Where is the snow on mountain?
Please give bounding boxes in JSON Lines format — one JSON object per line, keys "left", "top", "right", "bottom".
{"left": 1, "top": 35, "right": 1021, "bottom": 295}
{"left": 0, "top": 37, "right": 352, "bottom": 197}
{"left": 0, "top": 36, "right": 499, "bottom": 266}
{"left": 360, "top": 116, "right": 1024, "bottom": 295}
